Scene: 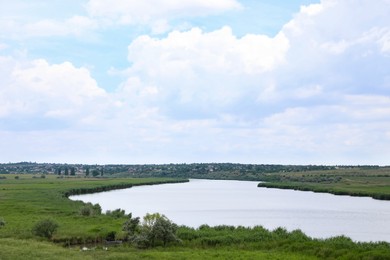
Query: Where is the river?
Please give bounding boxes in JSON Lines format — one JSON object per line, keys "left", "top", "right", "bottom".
{"left": 70, "top": 179, "right": 390, "bottom": 242}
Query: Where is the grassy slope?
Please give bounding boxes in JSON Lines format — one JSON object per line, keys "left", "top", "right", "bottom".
{"left": 257, "top": 168, "right": 390, "bottom": 200}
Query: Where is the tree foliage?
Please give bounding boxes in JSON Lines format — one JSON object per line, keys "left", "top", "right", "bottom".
{"left": 106, "top": 208, "right": 126, "bottom": 218}
{"left": 123, "top": 213, "right": 179, "bottom": 248}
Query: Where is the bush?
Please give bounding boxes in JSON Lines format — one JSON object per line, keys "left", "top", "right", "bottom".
{"left": 79, "top": 203, "right": 102, "bottom": 216}
{"left": 32, "top": 219, "right": 59, "bottom": 239}
{"left": 79, "top": 206, "right": 93, "bottom": 216}
{"left": 106, "top": 208, "right": 126, "bottom": 218}
{"left": 105, "top": 231, "right": 117, "bottom": 241}
{"left": 0, "top": 217, "right": 5, "bottom": 228}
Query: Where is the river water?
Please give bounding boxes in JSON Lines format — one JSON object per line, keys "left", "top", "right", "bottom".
{"left": 70, "top": 179, "right": 390, "bottom": 242}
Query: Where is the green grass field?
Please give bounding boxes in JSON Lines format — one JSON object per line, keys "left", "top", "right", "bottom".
{"left": 257, "top": 167, "right": 390, "bottom": 200}
{"left": 0, "top": 174, "right": 389, "bottom": 259}
{"left": 0, "top": 175, "right": 186, "bottom": 240}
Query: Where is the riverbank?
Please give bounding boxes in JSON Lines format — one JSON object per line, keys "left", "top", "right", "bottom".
{"left": 257, "top": 167, "right": 390, "bottom": 200}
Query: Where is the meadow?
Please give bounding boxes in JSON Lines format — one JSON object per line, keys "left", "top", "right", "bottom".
{"left": 257, "top": 167, "right": 390, "bottom": 200}
{"left": 0, "top": 174, "right": 389, "bottom": 259}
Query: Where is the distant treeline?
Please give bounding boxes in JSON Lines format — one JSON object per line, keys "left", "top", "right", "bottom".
{"left": 0, "top": 162, "right": 382, "bottom": 180}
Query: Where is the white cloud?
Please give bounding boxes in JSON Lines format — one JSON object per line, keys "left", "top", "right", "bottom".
{"left": 1, "top": 0, "right": 390, "bottom": 164}
{"left": 0, "top": 57, "right": 106, "bottom": 123}
{"left": 121, "top": 26, "right": 289, "bottom": 119}
{"left": 7, "top": 16, "right": 99, "bottom": 38}
{"left": 106, "top": 0, "right": 390, "bottom": 164}
{"left": 86, "top": 0, "right": 241, "bottom": 22}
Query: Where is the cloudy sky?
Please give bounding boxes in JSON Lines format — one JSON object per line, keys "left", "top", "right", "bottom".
{"left": 0, "top": 0, "right": 389, "bottom": 165}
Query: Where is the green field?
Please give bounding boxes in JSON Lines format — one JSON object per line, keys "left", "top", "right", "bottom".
{"left": 0, "top": 174, "right": 389, "bottom": 259}
{"left": 257, "top": 167, "right": 390, "bottom": 200}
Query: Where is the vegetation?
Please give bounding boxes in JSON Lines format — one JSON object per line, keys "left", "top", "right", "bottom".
{"left": 0, "top": 174, "right": 187, "bottom": 242}
{"left": 127, "top": 213, "right": 180, "bottom": 248}
{"left": 0, "top": 173, "right": 389, "bottom": 259}
{"left": 0, "top": 217, "right": 5, "bottom": 228}
{"left": 1, "top": 162, "right": 388, "bottom": 200}
{"left": 32, "top": 219, "right": 59, "bottom": 239}
{"left": 257, "top": 167, "right": 390, "bottom": 200}
{"left": 0, "top": 161, "right": 341, "bottom": 177}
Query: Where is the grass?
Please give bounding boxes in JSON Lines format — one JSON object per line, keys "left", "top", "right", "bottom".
{"left": 257, "top": 167, "right": 390, "bottom": 200}
{"left": 0, "top": 238, "right": 315, "bottom": 260}
{"left": 0, "top": 174, "right": 187, "bottom": 241}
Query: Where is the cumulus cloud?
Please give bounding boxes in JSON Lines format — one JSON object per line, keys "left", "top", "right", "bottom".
{"left": 1, "top": 0, "right": 390, "bottom": 164}
{"left": 120, "top": 26, "right": 289, "bottom": 120}
{"left": 0, "top": 57, "right": 107, "bottom": 127}
{"left": 109, "top": 0, "right": 390, "bottom": 164}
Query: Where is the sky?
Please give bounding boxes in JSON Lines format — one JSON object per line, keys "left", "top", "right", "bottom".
{"left": 0, "top": 0, "right": 389, "bottom": 165}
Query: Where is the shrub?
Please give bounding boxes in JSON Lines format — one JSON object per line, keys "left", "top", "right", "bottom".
{"left": 106, "top": 208, "right": 126, "bottom": 218}
{"left": 32, "top": 219, "right": 59, "bottom": 239}
{"left": 79, "top": 205, "right": 93, "bottom": 216}
{"left": 105, "top": 231, "right": 117, "bottom": 241}
{"left": 0, "top": 217, "right": 5, "bottom": 228}
{"left": 79, "top": 203, "right": 102, "bottom": 216}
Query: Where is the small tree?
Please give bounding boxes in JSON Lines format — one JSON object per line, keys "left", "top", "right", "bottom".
{"left": 92, "top": 169, "right": 99, "bottom": 177}
{"left": 152, "top": 215, "right": 179, "bottom": 246}
{"left": 122, "top": 213, "right": 140, "bottom": 239}
{"left": 32, "top": 219, "right": 58, "bottom": 239}
{"left": 122, "top": 213, "right": 179, "bottom": 248}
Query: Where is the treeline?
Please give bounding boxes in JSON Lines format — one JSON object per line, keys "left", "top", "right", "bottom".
{"left": 1, "top": 161, "right": 376, "bottom": 177}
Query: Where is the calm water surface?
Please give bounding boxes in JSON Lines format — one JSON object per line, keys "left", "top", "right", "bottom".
{"left": 70, "top": 179, "right": 390, "bottom": 242}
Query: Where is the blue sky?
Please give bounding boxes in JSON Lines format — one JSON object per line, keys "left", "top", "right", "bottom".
{"left": 0, "top": 0, "right": 389, "bottom": 165}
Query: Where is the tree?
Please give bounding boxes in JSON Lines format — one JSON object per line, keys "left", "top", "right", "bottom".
{"left": 70, "top": 167, "right": 75, "bottom": 176}
{"left": 131, "top": 213, "right": 179, "bottom": 248}
{"left": 152, "top": 214, "right": 179, "bottom": 246}
{"left": 122, "top": 213, "right": 140, "bottom": 239}
{"left": 92, "top": 169, "right": 99, "bottom": 177}
{"left": 32, "top": 219, "right": 59, "bottom": 239}
{"left": 85, "top": 167, "right": 90, "bottom": 176}
{"left": 64, "top": 167, "right": 69, "bottom": 176}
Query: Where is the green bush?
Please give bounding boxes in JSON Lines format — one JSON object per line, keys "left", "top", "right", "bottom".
{"left": 0, "top": 217, "right": 5, "bottom": 228}
{"left": 79, "top": 206, "right": 93, "bottom": 216}
{"left": 106, "top": 208, "right": 126, "bottom": 218}
{"left": 32, "top": 219, "right": 59, "bottom": 239}
{"left": 79, "top": 203, "right": 102, "bottom": 216}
